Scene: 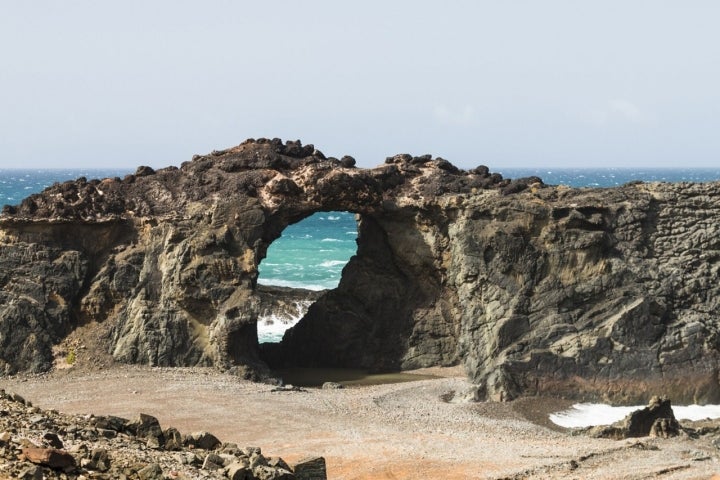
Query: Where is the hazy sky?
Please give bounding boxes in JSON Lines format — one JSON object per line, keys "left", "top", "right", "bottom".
{"left": 2, "top": 1, "right": 719, "bottom": 169}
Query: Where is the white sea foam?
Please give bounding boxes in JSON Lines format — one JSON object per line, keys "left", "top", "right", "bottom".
{"left": 550, "top": 403, "right": 720, "bottom": 428}
{"left": 319, "top": 260, "right": 346, "bottom": 268}
{"left": 320, "top": 238, "right": 343, "bottom": 242}
{"left": 257, "top": 278, "right": 330, "bottom": 291}
{"left": 257, "top": 300, "right": 314, "bottom": 343}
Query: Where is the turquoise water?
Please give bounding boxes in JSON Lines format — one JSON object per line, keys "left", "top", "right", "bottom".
{"left": 258, "top": 212, "right": 358, "bottom": 291}
{"left": 498, "top": 167, "right": 720, "bottom": 188}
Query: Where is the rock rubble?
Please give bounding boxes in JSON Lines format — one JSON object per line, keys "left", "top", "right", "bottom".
{"left": 0, "top": 388, "right": 326, "bottom": 480}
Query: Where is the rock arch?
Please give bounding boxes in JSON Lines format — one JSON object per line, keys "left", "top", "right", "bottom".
{"left": 2, "top": 138, "right": 720, "bottom": 404}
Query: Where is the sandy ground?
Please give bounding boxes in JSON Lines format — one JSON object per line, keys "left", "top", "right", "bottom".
{"left": 3, "top": 366, "right": 720, "bottom": 480}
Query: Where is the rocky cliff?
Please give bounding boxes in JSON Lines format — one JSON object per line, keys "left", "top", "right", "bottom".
{"left": 1, "top": 138, "right": 718, "bottom": 404}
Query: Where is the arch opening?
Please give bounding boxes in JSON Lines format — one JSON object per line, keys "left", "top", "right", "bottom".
{"left": 257, "top": 210, "right": 459, "bottom": 387}
{"left": 256, "top": 211, "right": 358, "bottom": 344}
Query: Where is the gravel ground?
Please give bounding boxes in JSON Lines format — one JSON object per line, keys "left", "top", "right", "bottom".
{"left": 3, "top": 366, "right": 720, "bottom": 479}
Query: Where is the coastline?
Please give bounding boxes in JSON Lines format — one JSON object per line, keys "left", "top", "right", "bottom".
{"left": 3, "top": 365, "right": 720, "bottom": 479}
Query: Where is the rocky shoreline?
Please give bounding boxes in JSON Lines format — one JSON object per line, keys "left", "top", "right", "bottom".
{"left": 256, "top": 286, "right": 324, "bottom": 324}
{"left": 3, "top": 366, "right": 720, "bottom": 479}
{"left": 0, "top": 386, "right": 326, "bottom": 480}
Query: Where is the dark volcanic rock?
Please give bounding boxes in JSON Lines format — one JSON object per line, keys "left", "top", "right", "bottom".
{"left": 293, "top": 456, "right": 327, "bottom": 479}
{"left": 184, "top": 431, "right": 221, "bottom": 450}
{"left": 256, "top": 285, "right": 324, "bottom": 321}
{"left": 22, "top": 446, "right": 76, "bottom": 470}
{"left": 625, "top": 396, "right": 680, "bottom": 438}
{"left": 590, "top": 396, "right": 681, "bottom": 439}
{"left": 339, "top": 155, "right": 356, "bottom": 168}
{"left": 1, "top": 138, "right": 719, "bottom": 404}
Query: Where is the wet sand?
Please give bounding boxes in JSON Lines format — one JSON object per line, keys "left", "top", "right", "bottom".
{"left": 272, "top": 366, "right": 440, "bottom": 387}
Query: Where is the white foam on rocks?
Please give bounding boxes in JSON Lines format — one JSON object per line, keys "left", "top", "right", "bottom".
{"left": 550, "top": 403, "right": 720, "bottom": 428}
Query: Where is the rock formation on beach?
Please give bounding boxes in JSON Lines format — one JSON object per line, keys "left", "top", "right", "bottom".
{"left": 0, "top": 387, "right": 327, "bottom": 479}
{"left": 1, "top": 138, "right": 719, "bottom": 404}
{"left": 587, "top": 396, "right": 681, "bottom": 440}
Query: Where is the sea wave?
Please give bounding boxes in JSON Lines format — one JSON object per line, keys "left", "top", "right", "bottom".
{"left": 319, "top": 260, "right": 347, "bottom": 268}
{"left": 257, "top": 278, "right": 330, "bottom": 291}
{"left": 550, "top": 403, "right": 720, "bottom": 428}
{"left": 257, "top": 301, "right": 315, "bottom": 343}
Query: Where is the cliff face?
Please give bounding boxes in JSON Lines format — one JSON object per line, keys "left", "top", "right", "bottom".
{"left": 1, "top": 139, "right": 718, "bottom": 403}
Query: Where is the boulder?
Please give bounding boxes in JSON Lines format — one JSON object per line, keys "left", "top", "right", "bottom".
{"left": 590, "top": 396, "right": 681, "bottom": 439}
{"left": 128, "top": 413, "right": 164, "bottom": 449}
{"left": 163, "top": 426, "right": 183, "bottom": 451}
{"left": 624, "top": 396, "right": 680, "bottom": 438}
{"left": 22, "top": 447, "right": 75, "bottom": 470}
{"left": 253, "top": 465, "right": 295, "bottom": 479}
{"left": 184, "top": 431, "right": 221, "bottom": 450}
{"left": 339, "top": 155, "right": 356, "bottom": 168}
{"left": 86, "top": 448, "right": 111, "bottom": 472}
{"left": 267, "top": 456, "right": 292, "bottom": 470}
{"left": 227, "top": 462, "right": 253, "bottom": 480}
{"left": 293, "top": 456, "right": 327, "bottom": 480}
{"left": 202, "top": 452, "right": 224, "bottom": 470}
{"left": 135, "top": 165, "right": 156, "bottom": 177}
{"left": 137, "top": 463, "right": 163, "bottom": 480}
{"left": 42, "top": 432, "right": 63, "bottom": 449}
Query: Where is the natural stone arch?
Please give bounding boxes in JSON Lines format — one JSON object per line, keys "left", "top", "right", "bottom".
{"left": 4, "top": 138, "right": 719, "bottom": 404}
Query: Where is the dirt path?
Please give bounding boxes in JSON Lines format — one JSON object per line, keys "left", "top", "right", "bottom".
{"left": 3, "top": 366, "right": 719, "bottom": 479}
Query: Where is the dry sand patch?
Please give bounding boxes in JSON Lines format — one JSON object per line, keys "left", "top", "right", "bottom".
{"left": 3, "top": 366, "right": 720, "bottom": 479}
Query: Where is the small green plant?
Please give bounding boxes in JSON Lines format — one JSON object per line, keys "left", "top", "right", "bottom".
{"left": 66, "top": 348, "right": 76, "bottom": 365}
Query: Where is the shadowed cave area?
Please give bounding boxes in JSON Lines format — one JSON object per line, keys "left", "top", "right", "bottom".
{"left": 258, "top": 209, "right": 460, "bottom": 374}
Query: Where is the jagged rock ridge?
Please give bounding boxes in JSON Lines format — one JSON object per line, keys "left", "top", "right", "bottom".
{"left": 1, "top": 138, "right": 718, "bottom": 404}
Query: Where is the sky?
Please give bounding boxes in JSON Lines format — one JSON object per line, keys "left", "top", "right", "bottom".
{"left": 1, "top": 1, "right": 719, "bottom": 170}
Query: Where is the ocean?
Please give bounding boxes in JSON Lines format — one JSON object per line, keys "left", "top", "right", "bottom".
{"left": 2, "top": 167, "right": 720, "bottom": 344}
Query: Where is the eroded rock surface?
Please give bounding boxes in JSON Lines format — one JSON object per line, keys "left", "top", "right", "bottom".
{"left": 588, "top": 396, "right": 681, "bottom": 439}
{"left": 1, "top": 138, "right": 719, "bottom": 403}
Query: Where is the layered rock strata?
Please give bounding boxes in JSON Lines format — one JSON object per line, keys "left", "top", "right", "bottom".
{"left": 1, "top": 138, "right": 718, "bottom": 403}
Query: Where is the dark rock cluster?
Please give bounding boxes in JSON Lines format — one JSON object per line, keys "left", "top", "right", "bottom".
{"left": 0, "top": 388, "right": 326, "bottom": 479}
{"left": 588, "top": 396, "right": 681, "bottom": 440}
